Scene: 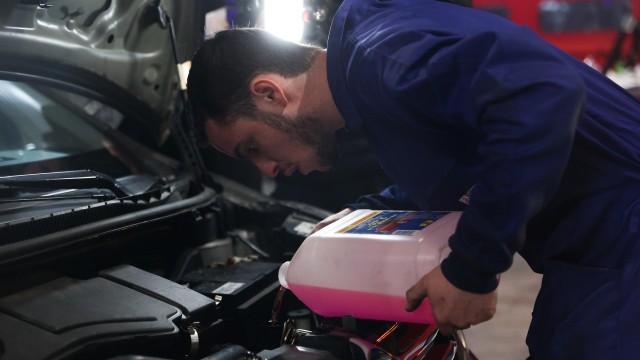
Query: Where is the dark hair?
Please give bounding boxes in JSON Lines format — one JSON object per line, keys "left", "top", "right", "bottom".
{"left": 187, "top": 28, "right": 319, "bottom": 129}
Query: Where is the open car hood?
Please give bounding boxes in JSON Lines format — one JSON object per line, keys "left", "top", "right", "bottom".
{"left": 0, "top": 0, "right": 202, "bottom": 143}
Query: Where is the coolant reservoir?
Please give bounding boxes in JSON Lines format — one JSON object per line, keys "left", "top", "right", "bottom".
{"left": 279, "top": 210, "right": 461, "bottom": 324}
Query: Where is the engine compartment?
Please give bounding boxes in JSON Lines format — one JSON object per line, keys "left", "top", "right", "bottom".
{"left": 0, "top": 176, "right": 468, "bottom": 360}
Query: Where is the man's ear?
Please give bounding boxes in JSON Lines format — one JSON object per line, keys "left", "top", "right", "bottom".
{"left": 250, "top": 74, "right": 288, "bottom": 110}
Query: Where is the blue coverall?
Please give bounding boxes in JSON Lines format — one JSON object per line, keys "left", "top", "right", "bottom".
{"left": 327, "top": 1, "right": 640, "bottom": 358}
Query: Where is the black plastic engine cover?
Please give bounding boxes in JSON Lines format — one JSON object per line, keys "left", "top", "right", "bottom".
{"left": 101, "top": 265, "right": 217, "bottom": 324}
{"left": 0, "top": 265, "right": 216, "bottom": 360}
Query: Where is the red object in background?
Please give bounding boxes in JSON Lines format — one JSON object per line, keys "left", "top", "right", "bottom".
{"left": 473, "top": 0, "right": 640, "bottom": 68}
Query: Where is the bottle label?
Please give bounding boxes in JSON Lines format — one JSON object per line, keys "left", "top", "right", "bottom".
{"left": 338, "top": 211, "right": 447, "bottom": 236}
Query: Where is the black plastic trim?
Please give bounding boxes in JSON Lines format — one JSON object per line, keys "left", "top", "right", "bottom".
{"left": 0, "top": 187, "right": 216, "bottom": 269}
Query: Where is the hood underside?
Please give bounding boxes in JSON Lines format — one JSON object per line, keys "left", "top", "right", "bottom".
{"left": 0, "top": 0, "right": 202, "bottom": 142}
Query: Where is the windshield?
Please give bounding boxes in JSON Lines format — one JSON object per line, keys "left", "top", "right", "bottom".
{"left": 0, "top": 79, "right": 178, "bottom": 179}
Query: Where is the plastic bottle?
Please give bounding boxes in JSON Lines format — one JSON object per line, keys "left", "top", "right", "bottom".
{"left": 279, "top": 210, "right": 461, "bottom": 324}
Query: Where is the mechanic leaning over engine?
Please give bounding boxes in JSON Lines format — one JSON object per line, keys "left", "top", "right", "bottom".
{"left": 186, "top": 1, "right": 640, "bottom": 358}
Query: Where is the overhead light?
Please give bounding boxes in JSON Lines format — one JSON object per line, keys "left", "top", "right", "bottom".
{"left": 263, "top": 0, "right": 304, "bottom": 42}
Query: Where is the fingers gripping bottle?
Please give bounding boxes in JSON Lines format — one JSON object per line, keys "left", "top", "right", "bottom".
{"left": 278, "top": 210, "right": 461, "bottom": 324}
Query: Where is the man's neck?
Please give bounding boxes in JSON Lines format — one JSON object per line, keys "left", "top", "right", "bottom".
{"left": 299, "top": 50, "right": 345, "bottom": 132}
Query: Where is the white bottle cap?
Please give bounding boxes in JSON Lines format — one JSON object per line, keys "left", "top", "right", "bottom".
{"left": 278, "top": 261, "right": 290, "bottom": 289}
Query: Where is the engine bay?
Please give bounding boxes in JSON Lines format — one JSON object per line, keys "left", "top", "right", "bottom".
{"left": 0, "top": 178, "right": 467, "bottom": 360}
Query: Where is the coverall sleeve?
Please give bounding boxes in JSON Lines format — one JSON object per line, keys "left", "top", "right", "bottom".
{"left": 347, "top": 185, "right": 419, "bottom": 210}
{"left": 350, "top": 29, "right": 586, "bottom": 293}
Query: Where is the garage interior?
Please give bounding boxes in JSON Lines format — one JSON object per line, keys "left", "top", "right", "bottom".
{"left": 0, "top": 1, "right": 638, "bottom": 359}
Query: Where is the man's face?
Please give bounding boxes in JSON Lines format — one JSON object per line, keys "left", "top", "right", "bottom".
{"left": 206, "top": 111, "right": 337, "bottom": 177}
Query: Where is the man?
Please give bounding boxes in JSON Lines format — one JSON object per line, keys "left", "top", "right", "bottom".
{"left": 187, "top": 1, "right": 640, "bottom": 358}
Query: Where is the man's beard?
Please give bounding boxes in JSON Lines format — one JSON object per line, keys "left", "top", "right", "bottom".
{"left": 258, "top": 111, "right": 337, "bottom": 169}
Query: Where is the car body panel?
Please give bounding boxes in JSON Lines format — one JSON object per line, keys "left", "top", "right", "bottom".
{"left": 0, "top": 0, "right": 202, "bottom": 144}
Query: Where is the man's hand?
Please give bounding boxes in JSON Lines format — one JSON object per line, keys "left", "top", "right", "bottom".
{"left": 405, "top": 265, "right": 497, "bottom": 335}
{"left": 311, "top": 208, "right": 353, "bottom": 233}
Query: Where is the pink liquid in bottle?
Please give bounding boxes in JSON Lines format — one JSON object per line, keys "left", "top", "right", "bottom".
{"left": 289, "top": 283, "right": 435, "bottom": 324}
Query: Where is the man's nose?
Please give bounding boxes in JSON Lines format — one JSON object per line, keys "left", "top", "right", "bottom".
{"left": 254, "top": 158, "right": 279, "bottom": 177}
